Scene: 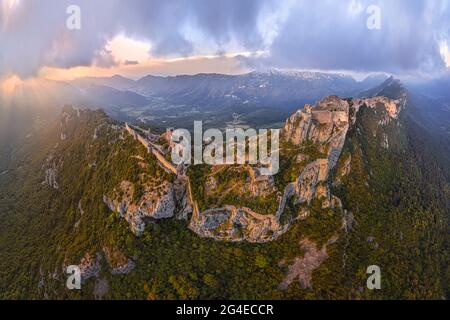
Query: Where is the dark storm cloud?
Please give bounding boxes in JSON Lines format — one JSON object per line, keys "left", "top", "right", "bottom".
{"left": 206, "top": 0, "right": 450, "bottom": 75}
{"left": 256, "top": 0, "right": 450, "bottom": 75}
{"left": 0, "top": 0, "right": 449, "bottom": 77}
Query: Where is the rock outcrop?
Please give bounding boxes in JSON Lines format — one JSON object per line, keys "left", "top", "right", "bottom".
{"left": 103, "top": 247, "right": 135, "bottom": 275}
{"left": 103, "top": 180, "right": 176, "bottom": 236}
{"left": 188, "top": 96, "right": 351, "bottom": 242}
{"left": 283, "top": 96, "right": 349, "bottom": 146}
{"left": 294, "top": 159, "right": 329, "bottom": 205}
{"left": 188, "top": 94, "right": 405, "bottom": 243}
{"left": 43, "top": 167, "right": 59, "bottom": 190}
{"left": 189, "top": 205, "right": 288, "bottom": 243}
{"left": 119, "top": 93, "right": 405, "bottom": 243}
{"left": 247, "top": 167, "right": 277, "bottom": 197}
{"left": 279, "top": 236, "right": 339, "bottom": 290}
{"left": 42, "top": 148, "right": 61, "bottom": 190}
{"left": 77, "top": 252, "right": 102, "bottom": 283}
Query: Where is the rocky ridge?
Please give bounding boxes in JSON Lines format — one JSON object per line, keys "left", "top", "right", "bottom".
{"left": 188, "top": 94, "right": 405, "bottom": 242}
{"left": 103, "top": 93, "right": 405, "bottom": 243}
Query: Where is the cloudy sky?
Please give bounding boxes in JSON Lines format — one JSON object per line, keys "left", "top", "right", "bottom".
{"left": 1, "top": 0, "right": 449, "bottom": 80}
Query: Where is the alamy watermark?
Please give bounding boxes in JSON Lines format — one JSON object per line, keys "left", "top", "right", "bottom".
{"left": 66, "top": 265, "right": 81, "bottom": 290}
{"left": 170, "top": 121, "right": 280, "bottom": 176}
{"left": 66, "top": 5, "right": 81, "bottom": 30}
{"left": 65, "top": 3, "right": 381, "bottom": 32}
{"left": 367, "top": 5, "right": 381, "bottom": 30}
{"left": 366, "top": 265, "right": 381, "bottom": 290}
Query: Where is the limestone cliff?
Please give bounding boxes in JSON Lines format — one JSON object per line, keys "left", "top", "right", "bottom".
{"left": 110, "top": 93, "right": 405, "bottom": 243}
{"left": 103, "top": 181, "right": 176, "bottom": 236}
{"left": 188, "top": 93, "right": 405, "bottom": 243}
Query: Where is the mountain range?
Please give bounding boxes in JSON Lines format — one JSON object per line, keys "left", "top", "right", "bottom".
{"left": 1, "top": 70, "right": 390, "bottom": 130}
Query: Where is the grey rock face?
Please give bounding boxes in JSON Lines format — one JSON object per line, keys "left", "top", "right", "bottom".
{"left": 103, "top": 181, "right": 176, "bottom": 236}
{"left": 114, "top": 94, "right": 404, "bottom": 243}
{"left": 189, "top": 205, "right": 286, "bottom": 243}
{"left": 42, "top": 150, "right": 61, "bottom": 190}
{"left": 78, "top": 252, "right": 102, "bottom": 283}
{"left": 188, "top": 94, "right": 404, "bottom": 243}
{"left": 279, "top": 236, "right": 338, "bottom": 290}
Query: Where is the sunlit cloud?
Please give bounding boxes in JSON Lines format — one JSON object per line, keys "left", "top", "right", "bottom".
{"left": 0, "top": 74, "right": 23, "bottom": 95}
{"left": 106, "top": 35, "right": 152, "bottom": 64}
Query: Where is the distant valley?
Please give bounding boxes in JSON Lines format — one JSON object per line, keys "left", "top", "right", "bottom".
{"left": 1, "top": 70, "right": 389, "bottom": 132}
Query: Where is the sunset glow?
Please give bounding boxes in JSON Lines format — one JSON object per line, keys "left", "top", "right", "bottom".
{"left": 38, "top": 52, "right": 258, "bottom": 81}
{"left": 106, "top": 35, "right": 152, "bottom": 64}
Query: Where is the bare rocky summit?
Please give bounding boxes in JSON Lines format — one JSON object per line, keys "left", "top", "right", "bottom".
{"left": 190, "top": 94, "right": 404, "bottom": 243}
{"left": 102, "top": 93, "right": 405, "bottom": 244}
